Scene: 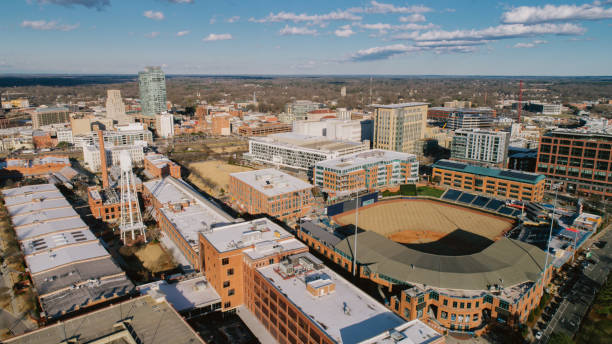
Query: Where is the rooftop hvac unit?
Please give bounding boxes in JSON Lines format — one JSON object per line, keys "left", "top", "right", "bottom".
{"left": 389, "top": 329, "right": 406, "bottom": 342}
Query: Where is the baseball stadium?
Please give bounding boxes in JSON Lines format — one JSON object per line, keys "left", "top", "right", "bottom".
{"left": 298, "top": 197, "right": 552, "bottom": 335}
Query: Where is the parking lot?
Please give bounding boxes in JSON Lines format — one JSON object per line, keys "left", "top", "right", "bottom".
{"left": 536, "top": 227, "right": 612, "bottom": 343}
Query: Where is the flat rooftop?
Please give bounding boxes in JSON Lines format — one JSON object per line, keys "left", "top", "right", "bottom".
{"left": 374, "top": 102, "right": 429, "bottom": 109}
{"left": 316, "top": 149, "right": 415, "bottom": 171}
{"left": 5, "top": 156, "right": 69, "bottom": 168}
{"left": 258, "top": 253, "right": 405, "bottom": 343}
{"left": 21, "top": 228, "right": 96, "bottom": 256}
{"left": 1, "top": 183, "right": 58, "bottom": 199}
{"left": 144, "top": 153, "right": 175, "bottom": 168}
{"left": 201, "top": 218, "right": 298, "bottom": 254}
{"left": 230, "top": 168, "right": 313, "bottom": 197}
{"left": 5, "top": 296, "right": 204, "bottom": 344}
{"left": 25, "top": 241, "right": 110, "bottom": 275}
{"left": 15, "top": 216, "right": 88, "bottom": 241}
{"left": 251, "top": 133, "right": 366, "bottom": 153}
{"left": 359, "top": 319, "right": 443, "bottom": 344}
{"left": 137, "top": 276, "right": 221, "bottom": 312}
{"left": 433, "top": 159, "right": 545, "bottom": 185}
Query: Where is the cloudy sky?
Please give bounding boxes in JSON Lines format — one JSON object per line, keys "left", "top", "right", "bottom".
{"left": 2, "top": 0, "right": 612, "bottom": 75}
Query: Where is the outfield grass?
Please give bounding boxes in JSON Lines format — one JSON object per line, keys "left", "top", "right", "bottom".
{"left": 416, "top": 186, "right": 444, "bottom": 198}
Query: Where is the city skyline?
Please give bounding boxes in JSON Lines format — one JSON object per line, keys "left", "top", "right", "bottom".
{"left": 1, "top": 1, "right": 612, "bottom": 75}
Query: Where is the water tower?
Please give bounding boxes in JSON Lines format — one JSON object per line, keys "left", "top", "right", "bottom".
{"left": 119, "top": 150, "right": 147, "bottom": 244}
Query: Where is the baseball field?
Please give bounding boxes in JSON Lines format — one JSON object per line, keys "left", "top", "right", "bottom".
{"left": 333, "top": 198, "right": 514, "bottom": 245}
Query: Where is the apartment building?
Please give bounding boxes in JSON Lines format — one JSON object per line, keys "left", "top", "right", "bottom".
{"left": 237, "top": 122, "right": 292, "bottom": 136}
{"left": 31, "top": 107, "right": 70, "bottom": 129}
{"left": 138, "top": 66, "right": 167, "bottom": 116}
{"left": 229, "top": 169, "right": 314, "bottom": 221}
{"left": 373, "top": 103, "right": 428, "bottom": 154}
{"left": 83, "top": 142, "right": 145, "bottom": 172}
{"left": 247, "top": 133, "right": 369, "bottom": 171}
{"left": 432, "top": 159, "right": 545, "bottom": 201}
{"left": 292, "top": 119, "right": 363, "bottom": 142}
{"left": 155, "top": 113, "right": 174, "bottom": 138}
{"left": 427, "top": 107, "right": 497, "bottom": 122}
{"left": 314, "top": 149, "right": 418, "bottom": 198}
{"left": 446, "top": 113, "right": 494, "bottom": 130}
{"left": 451, "top": 129, "right": 510, "bottom": 167}
{"left": 536, "top": 129, "right": 611, "bottom": 197}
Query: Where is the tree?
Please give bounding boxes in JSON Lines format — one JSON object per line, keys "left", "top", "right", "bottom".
{"left": 549, "top": 332, "right": 574, "bottom": 344}
{"left": 56, "top": 141, "right": 71, "bottom": 149}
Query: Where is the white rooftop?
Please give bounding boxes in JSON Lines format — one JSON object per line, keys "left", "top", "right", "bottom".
{"left": 2, "top": 189, "right": 65, "bottom": 207}
{"left": 251, "top": 133, "right": 367, "bottom": 153}
{"left": 315, "top": 149, "right": 416, "bottom": 171}
{"left": 6, "top": 197, "right": 71, "bottom": 217}
{"left": 25, "top": 241, "right": 109, "bottom": 274}
{"left": 258, "top": 258, "right": 405, "bottom": 343}
{"left": 201, "top": 218, "right": 297, "bottom": 254}
{"left": 11, "top": 207, "right": 79, "bottom": 228}
{"left": 16, "top": 216, "right": 88, "bottom": 241}
{"left": 374, "top": 102, "right": 429, "bottom": 109}
{"left": 358, "top": 319, "right": 443, "bottom": 344}
{"left": 6, "top": 156, "right": 69, "bottom": 168}
{"left": 137, "top": 276, "right": 221, "bottom": 312}
{"left": 1, "top": 183, "right": 57, "bottom": 198}
{"left": 21, "top": 229, "right": 97, "bottom": 256}
{"left": 230, "top": 168, "right": 313, "bottom": 197}
{"left": 144, "top": 153, "right": 174, "bottom": 168}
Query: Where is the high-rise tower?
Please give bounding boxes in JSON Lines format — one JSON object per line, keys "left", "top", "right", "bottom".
{"left": 105, "top": 90, "right": 128, "bottom": 125}
{"left": 119, "top": 150, "right": 147, "bottom": 244}
{"left": 138, "top": 66, "right": 167, "bottom": 116}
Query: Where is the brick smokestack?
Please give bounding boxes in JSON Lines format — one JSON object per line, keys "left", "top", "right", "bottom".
{"left": 97, "top": 130, "right": 109, "bottom": 189}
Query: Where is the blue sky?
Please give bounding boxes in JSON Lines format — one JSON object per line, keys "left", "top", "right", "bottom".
{"left": 1, "top": 0, "right": 612, "bottom": 75}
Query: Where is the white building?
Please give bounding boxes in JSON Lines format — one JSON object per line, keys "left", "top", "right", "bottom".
{"left": 451, "top": 129, "right": 510, "bottom": 167}
{"left": 292, "top": 119, "right": 362, "bottom": 142}
{"left": 73, "top": 129, "right": 153, "bottom": 148}
{"left": 336, "top": 107, "right": 351, "bottom": 120}
{"left": 56, "top": 129, "right": 74, "bottom": 144}
{"left": 247, "top": 133, "right": 369, "bottom": 170}
{"left": 156, "top": 113, "right": 174, "bottom": 138}
{"left": 105, "top": 90, "right": 129, "bottom": 124}
{"left": 83, "top": 142, "right": 145, "bottom": 172}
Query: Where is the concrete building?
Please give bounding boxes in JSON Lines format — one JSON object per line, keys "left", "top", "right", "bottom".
{"left": 536, "top": 128, "right": 612, "bottom": 198}
{"left": 428, "top": 107, "right": 496, "bottom": 124}
{"left": 156, "top": 113, "right": 174, "bottom": 138}
{"left": 1, "top": 184, "right": 133, "bottom": 319}
{"left": 56, "top": 128, "right": 73, "bottom": 144}
{"left": 247, "top": 133, "right": 369, "bottom": 171}
{"left": 444, "top": 100, "right": 471, "bottom": 108}
{"left": 74, "top": 129, "right": 153, "bottom": 148}
{"left": 446, "top": 113, "right": 493, "bottom": 130}
{"left": 105, "top": 89, "right": 129, "bottom": 124}
{"left": 293, "top": 119, "right": 362, "bottom": 142}
{"left": 143, "top": 153, "right": 181, "bottom": 179}
{"left": 432, "top": 159, "right": 546, "bottom": 201}
{"left": 229, "top": 168, "right": 314, "bottom": 221}
{"left": 31, "top": 107, "right": 70, "bottom": 129}
{"left": 337, "top": 107, "right": 351, "bottom": 120}
{"left": 314, "top": 149, "right": 418, "bottom": 198}
{"left": 341, "top": 86, "right": 347, "bottom": 97}
{"left": 142, "top": 176, "right": 235, "bottom": 270}
{"left": 1, "top": 98, "right": 29, "bottom": 109}
{"left": 525, "top": 102, "right": 562, "bottom": 115}
{"left": 451, "top": 129, "right": 510, "bottom": 167}
{"left": 298, "top": 222, "right": 551, "bottom": 336}
{"left": 237, "top": 122, "right": 292, "bottom": 136}
{"left": 4, "top": 296, "right": 204, "bottom": 344}
{"left": 373, "top": 103, "right": 428, "bottom": 154}
{"left": 138, "top": 66, "right": 167, "bottom": 116}
{"left": 83, "top": 142, "right": 145, "bottom": 172}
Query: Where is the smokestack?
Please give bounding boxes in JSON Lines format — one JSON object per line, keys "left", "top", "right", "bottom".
{"left": 98, "top": 130, "right": 109, "bottom": 189}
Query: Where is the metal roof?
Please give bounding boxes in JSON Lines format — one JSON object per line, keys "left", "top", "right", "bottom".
{"left": 432, "top": 159, "right": 545, "bottom": 184}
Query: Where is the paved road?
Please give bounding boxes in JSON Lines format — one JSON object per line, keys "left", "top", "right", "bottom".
{"left": 539, "top": 227, "right": 612, "bottom": 343}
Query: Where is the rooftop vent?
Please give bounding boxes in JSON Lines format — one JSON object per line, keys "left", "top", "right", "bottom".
{"left": 389, "top": 329, "right": 406, "bottom": 342}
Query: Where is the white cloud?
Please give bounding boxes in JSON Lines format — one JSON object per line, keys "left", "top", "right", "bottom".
{"left": 251, "top": 10, "right": 361, "bottom": 24}
{"left": 144, "top": 10, "right": 164, "bottom": 20}
{"left": 176, "top": 30, "right": 190, "bottom": 36}
{"left": 21, "top": 20, "right": 79, "bottom": 31}
{"left": 347, "top": 43, "right": 476, "bottom": 62}
{"left": 35, "top": 0, "right": 109, "bottom": 10}
{"left": 203, "top": 33, "right": 232, "bottom": 41}
{"left": 335, "top": 25, "right": 355, "bottom": 37}
{"left": 412, "top": 23, "right": 585, "bottom": 41}
{"left": 414, "top": 40, "right": 490, "bottom": 47}
{"left": 502, "top": 4, "right": 612, "bottom": 24}
{"left": 145, "top": 31, "right": 160, "bottom": 38}
{"left": 359, "top": 23, "right": 392, "bottom": 30}
{"left": 351, "top": 1, "right": 432, "bottom": 14}
{"left": 227, "top": 16, "right": 240, "bottom": 23}
{"left": 165, "top": 0, "right": 193, "bottom": 3}
{"left": 513, "top": 39, "right": 548, "bottom": 48}
{"left": 399, "top": 14, "right": 426, "bottom": 22}
{"left": 279, "top": 25, "right": 317, "bottom": 36}
{"left": 358, "top": 22, "right": 436, "bottom": 32}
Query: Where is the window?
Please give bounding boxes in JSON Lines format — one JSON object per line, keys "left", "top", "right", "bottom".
{"left": 499, "top": 300, "right": 509, "bottom": 310}
{"left": 451, "top": 314, "right": 457, "bottom": 321}
{"left": 453, "top": 301, "right": 458, "bottom": 308}
{"left": 228, "top": 289, "right": 235, "bottom": 296}
{"left": 441, "top": 311, "right": 448, "bottom": 319}
{"left": 404, "top": 308, "right": 411, "bottom": 319}
{"left": 418, "top": 296, "right": 425, "bottom": 304}
{"left": 484, "top": 295, "right": 493, "bottom": 304}
{"left": 473, "top": 314, "right": 479, "bottom": 321}
{"left": 269, "top": 258, "right": 274, "bottom": 265}
{"left": 475, "top": 301, "right": 479, "bottom": 308}
{"left": 405, "top": 294, "right": 411, "bottom": 302}
{"left": 223, "top": 281, "right": 230, "bottom": 288}
{"left": 222, "top": 258, "right": 229, "bottom": 265}
{"left": 227, "top": 268, "right": 234, "bottom": 276}
{"left": 460, "top": 302, "right": 464, "bottom": 309}
{"left": 224, "top": 301, "right": 231, "bottom": 308}
{"left": 443, "top": 299, "right": 448, "bottom": 306}
{"left": 429, "top": 291, "right": 439, "bottom": 301}
{"left": 467, "top": 302, "right": 471, "bottom": 309}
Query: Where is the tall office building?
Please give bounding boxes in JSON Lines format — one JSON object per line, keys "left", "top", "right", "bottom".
{"left": 138, "top": 66, "right": 167, "bottom": 116}
{"left": 156, "top": 113, "right": 174, "bottom": 138}
{"left": 373, "top": 103, "right": 428, "bottom": 154}
{"left": 105, "top": 90, "right": 128, "bottom": 124}
{"left": 451, "top": 129, "right": 510, "bottom": 167}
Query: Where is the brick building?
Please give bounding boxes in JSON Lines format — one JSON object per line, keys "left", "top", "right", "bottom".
{"left": 1, "top": 155, "right": 70, "bottom": 178}
{"left": 228, "top": 168, "right": 314, "bottom": 222}
{"left": 143, "top": 153, "right": 181, "bottom": 179}
{"left": 536, "top": 129, "right": 611, "bottom": 198}
{"left": 237, "top": 122, "right": 292, "bottom": 136}
{"left": 432, "top": 159, "right": 545, "bottom": 201}
{"left": 32, "top": 131, "right": 57, "bottom": 148}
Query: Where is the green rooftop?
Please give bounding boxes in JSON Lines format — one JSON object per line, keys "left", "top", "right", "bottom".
{"left": 432, "top": 159, "right": 545, "bottom": 185}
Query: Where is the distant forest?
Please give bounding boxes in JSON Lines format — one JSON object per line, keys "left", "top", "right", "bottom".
{"left": 1, "top": 75, "right": 611, "bottom": 114}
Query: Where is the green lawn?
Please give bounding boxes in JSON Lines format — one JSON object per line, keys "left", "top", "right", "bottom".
{"left": 416, "top": 186, "right": 444, "bottom": 198}
{"left": 380, "top": 185, "right": 444, "bottom": 198}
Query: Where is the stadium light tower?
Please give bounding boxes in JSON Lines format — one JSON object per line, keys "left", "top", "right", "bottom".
{"left": 119, "top": 150, "right": 147, "bottom": 244}
{"left": 542, "top": 183, "right": 561, "bottom": 281}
